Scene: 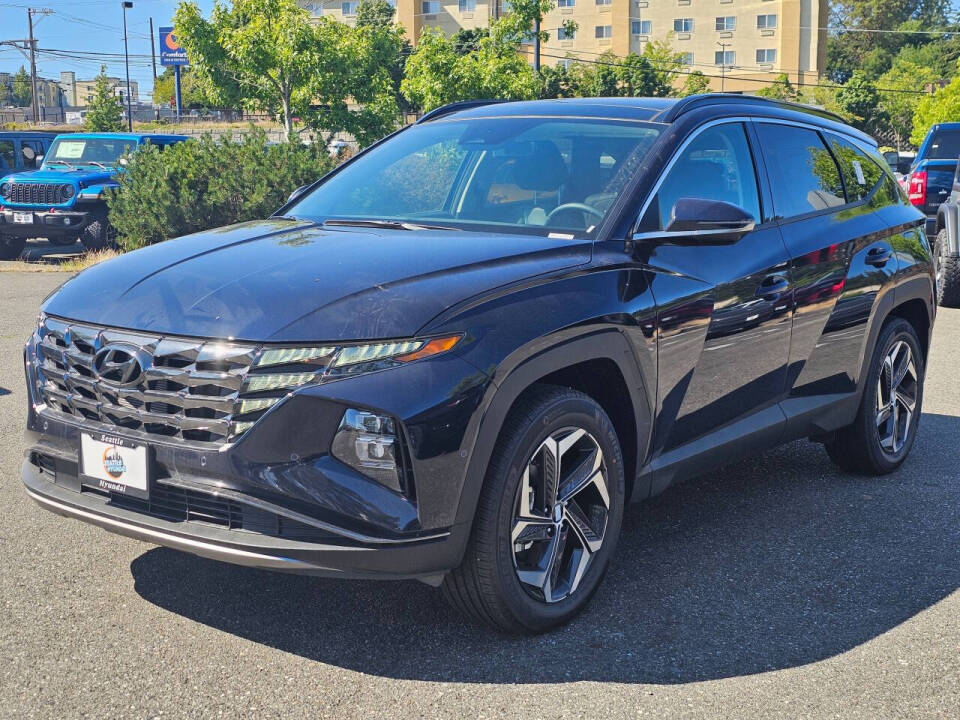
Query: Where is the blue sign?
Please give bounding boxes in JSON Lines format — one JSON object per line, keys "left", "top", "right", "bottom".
{"left": 159, "top": 26, "right": 189, "bottom": 66}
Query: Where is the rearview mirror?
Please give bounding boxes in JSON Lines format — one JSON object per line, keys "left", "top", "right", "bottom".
{"left": 662, "top": 197, "right": 756, "bottom": 242}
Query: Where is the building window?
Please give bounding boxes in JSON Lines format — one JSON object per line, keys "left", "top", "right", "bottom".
{"left": 459, "top": 0, "right": 475, "bottom": 11}
{"left": 341, "top": 1, "right": 358, "bottom": 15}
{"left": 680, "top": 52, "right": 694, "bottom": 65}
{"left": 715, "top": 16, "right": 735, "bottom": 31}
{"left": 595, "top": 0, "right": 612, "bottom": 5}
{"left": 558, "top": 58, "right": 573, "bottom": 70}
{"left": 757, "top": 14, "right": 777, "bottom": 29}
{"left": 631, "top": 20, "right": 652, "bottom": 35}
{"left": 595, "top": 25, "right": 612, "bottom": 39}
{"left": 715, "top": 50, "right": 735, "bottom": 65}
{"left": 558, "top": 0, "right": 575, "bottom": 6}
{"left": 756, "top": 48, "right": 777, "bottom": 63}
{"left": 422, "top": 0, "right": 440, "bottom": 13}
{"left": 673, "top": 18, "right": 694, "bottom": 32}
{"left": 558, "top": 26, "right": 575, "bottom": 40}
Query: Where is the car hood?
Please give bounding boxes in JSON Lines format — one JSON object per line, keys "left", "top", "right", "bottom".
{"left": 12, "top": 167, "right": 116, "bottom": 186}
{"left": 43, "top": 219, "right": 592, "bottom": 342}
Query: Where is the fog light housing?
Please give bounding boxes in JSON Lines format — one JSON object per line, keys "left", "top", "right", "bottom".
{"left": 331, "top": 408, "right": 403, "bottom": 492}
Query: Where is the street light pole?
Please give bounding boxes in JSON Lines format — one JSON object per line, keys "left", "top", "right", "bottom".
{"left": 716, "top": 41, "right": 730, "bottom": 93}
{"left": 122, "top": 1, "right": 134, "bottom": 131}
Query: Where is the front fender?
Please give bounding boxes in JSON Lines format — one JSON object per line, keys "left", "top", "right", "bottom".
{"left": 937, "top": 203, "right": 960, "bottom": 256}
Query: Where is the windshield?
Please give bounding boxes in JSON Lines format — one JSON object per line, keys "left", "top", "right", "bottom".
{"left": 288, "top": 117, "right": 662, "bottom": 237}
{"left": 45, "top": 137, "right": 136, "bottom": 167}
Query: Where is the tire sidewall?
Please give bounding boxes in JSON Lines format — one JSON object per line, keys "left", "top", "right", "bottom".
{"left": 861, "top": 319, "right": 924, "bottom": 472}
{"left": 489, "top": 394, "right": 625, "bottom": 632}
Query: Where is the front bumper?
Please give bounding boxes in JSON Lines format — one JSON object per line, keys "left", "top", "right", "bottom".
{"left": 0, "top": 207, "right": 90, "bottom": 238}
{"left": 22, "top": 458, "right": 462, "bottom": 582}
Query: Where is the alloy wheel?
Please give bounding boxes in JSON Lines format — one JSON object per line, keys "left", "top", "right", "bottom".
{"left": 876, "top": 340, "right": 918, "bottom": 455}
{"left": 511, "top": 427, "right": 610, "bottom": 604}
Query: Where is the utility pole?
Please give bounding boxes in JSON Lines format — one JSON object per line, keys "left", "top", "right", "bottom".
{"left": 25, "top": 8, "right": 52, "bottom": 124}
{"left": 122, "top": 1, "right": 134, "bottom": 131}
{"left": 533, "top": 15, "right": 540, "bottom": 72}
{"left": 149, "top": 17, "right": 157, "bottom": 84}
{"left": 716, "top": 41, "right": 730, "bottom": 93}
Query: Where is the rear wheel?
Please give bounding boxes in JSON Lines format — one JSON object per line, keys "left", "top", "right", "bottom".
{"left": 825, "top": 318, "right": 924, "bottom": 475}
{"left": 935, "top": 228, "right": 960, "bottom": 307}
{"left": 0, "top": 234, "right": 26, "bottom": 260}
{"left": 80, "top": 214, "right": 116, "bottom": 251}
{"left": 443, "top": 385, "right": 625, "bottom": 634}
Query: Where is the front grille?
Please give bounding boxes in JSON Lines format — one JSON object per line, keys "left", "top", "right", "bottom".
{"left": 33, "top": 316, "right": 336, "bottom": 446}
{"left": 7, "top": 182, "right": 72, "bottom": 205}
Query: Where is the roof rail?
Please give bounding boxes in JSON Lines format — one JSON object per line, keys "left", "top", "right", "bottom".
{"left": 656, "top": 93, "right": 848, "bottom": 126}
{"left": 416, "top": 99, "right": 507, "bottom": 124}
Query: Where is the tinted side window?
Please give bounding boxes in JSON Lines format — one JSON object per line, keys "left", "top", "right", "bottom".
{"left": 756, "top": 123, "right": 845, "bottom": 219}
{"left": 20, "top": 140, "right": 44, "bottom": 166}
{"left": 827, "top": 136, "right": 883, "bottom": 203}
{"left": 0, "top": 140, "right": 14, "bottom": 170}
{"left": 650, "top": 123, "right": 761, "bottom": 230}
{"left": 927, "top": 130, "right": 960, "bottom": 160}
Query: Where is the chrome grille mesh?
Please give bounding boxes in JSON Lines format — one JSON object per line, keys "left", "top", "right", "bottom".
{"left": 7, "top": 182, "right": 72, "bottom": 205}
{"left": 33, "top": 317, "right": 336, "bottom": 445}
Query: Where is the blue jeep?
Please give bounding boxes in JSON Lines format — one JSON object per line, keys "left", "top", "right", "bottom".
{"left": 0, "top": 132, "right": 187, "bottom": 259}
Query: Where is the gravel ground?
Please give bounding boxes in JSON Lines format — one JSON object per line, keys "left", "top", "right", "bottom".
{"left": 0, "top": 271, "right": 957, "bottom": 719}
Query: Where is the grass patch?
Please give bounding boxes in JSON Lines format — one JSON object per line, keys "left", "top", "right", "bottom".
{"left": 0, "top": 248, "right": 121, "bottom": 273}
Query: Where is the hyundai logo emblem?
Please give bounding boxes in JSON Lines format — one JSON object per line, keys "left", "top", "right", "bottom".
{"left": 93, "top": 344, "right": 147, "bottom": 386}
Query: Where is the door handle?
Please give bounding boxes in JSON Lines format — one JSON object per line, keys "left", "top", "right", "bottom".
{"left": 866, "top": 246, "right": 892, "bottom": 267}
{"left": 756, "top": 274, "right": 789, "bottom": 300}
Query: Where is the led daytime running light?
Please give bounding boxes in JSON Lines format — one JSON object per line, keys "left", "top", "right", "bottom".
{"left": 333, "top": 340, "right": 424, "bottom": 367}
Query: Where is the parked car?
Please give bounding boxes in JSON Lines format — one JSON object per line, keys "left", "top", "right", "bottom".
{"left": 0, "top": 132, "right": 187, "bottom": 258}
{"left": 929, "top": 161, "right": 960, "bottom": 306}
{"left": 905, "top": 123, "right": 960, "bottom": 239}
{"left": 0, "top": 131, "right": 57, "bottom": 179}
{"left": 22, "top": 95, "right": 935, "bottom": 634}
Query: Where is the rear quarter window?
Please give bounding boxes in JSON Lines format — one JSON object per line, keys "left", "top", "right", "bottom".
{"left": 926, "top": 130, "right": 960, "bottom": 160}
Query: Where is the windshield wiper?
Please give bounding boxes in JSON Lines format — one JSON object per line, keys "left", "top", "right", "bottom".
{"left": 45, "top": 160, "right": 75, "bottom": 170}
{"left": 81, "top": 161, "right": 109, "bottom": 170}
{"left": 323, "top": 218, "right": 460, "bottom": 232}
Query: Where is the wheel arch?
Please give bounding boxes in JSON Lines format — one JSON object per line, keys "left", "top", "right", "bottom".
{"left": 452, "top": 331, "right": 653, "bottom": 534}
{"left": 936, "top": 203, "right": 960, "bottom": 256}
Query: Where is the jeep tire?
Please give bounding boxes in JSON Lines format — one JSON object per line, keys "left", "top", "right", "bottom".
{"left": 936, "top": 228, "right": 960, "bottom": 307}
{"left": 80, "top": 214, "right": 116, "bottom": 251}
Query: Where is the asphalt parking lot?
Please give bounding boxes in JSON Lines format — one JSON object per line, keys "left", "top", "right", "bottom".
{"left": 0, "top": 270, "right": 957, "bottom": 719}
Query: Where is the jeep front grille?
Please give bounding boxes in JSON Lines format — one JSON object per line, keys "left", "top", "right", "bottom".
{"left": 7, "top": 182, "right": 72, "bottom": 205}
{"left": 32, "top": 317, "right": 336, "bottom": 445}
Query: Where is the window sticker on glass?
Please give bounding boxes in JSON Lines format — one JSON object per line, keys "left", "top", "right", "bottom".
{"left": 852, "top": 160, "right": 866, "bottom": 185}
{"left": 58, "top": 141, "right": 86, "bottom": 159}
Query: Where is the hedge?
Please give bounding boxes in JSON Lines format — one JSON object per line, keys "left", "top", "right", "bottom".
{"left": 108, "top": 128, "right": 337, "bottom": 251}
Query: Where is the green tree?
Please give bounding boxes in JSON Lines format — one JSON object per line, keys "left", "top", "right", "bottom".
{"left": 756, "top": 73, "right": 798, "bottom": 101}
{"left": 641, "top": 39, "right": 683, "bottom": 95}
{"left": 85, "top": 65, "right": 124, "bottom": 132}
{"left": 678, "top": 70, "right": 711, "bottom": 97}
{"left": 0, "top": 81, "right": 10, "bottom": 106}
{"left": 567, "top": 54, "right": 620, "bottom": 97}
{"left": 152, "top": 67, "right": 219, "bottom": 108}
{"left": 538, "top": 62, "right": 573, "bottom": 99}
{"left": 878, "top": 61, "right": 937, "bottom": 149}
{"left": 175, "top": 0, "right": 401, "bottom": 144}
{"left": 11, "top": 66, "right": 32, "bottom": 107}
{"left": 401, "top": 25, "right": 539, "bottom": 111}
{"left": 355, "top": 0, "right": 395, "bottom": 28}
{"left": 835, "top": 71, "right": 884, "bottom": 131}
{"left": 911, "top": 64, "right": 960, "bottom": 145}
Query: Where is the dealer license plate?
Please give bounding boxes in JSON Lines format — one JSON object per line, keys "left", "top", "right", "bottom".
{"left": 80, "top": 433, "right": 149, "bottom": 498}
{"left": 12, "top": 212, "right": 33, "bottom": 224}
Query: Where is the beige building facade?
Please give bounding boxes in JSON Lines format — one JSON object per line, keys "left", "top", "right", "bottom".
{"left": 299, "top": 0, "right": 826, "bottom": 92}
{"left": 58, "top": 71, "right": 140, "bottom": 108}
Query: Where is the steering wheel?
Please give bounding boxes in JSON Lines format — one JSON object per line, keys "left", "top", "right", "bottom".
{"left": 544, "top": 202, "right": 605, "bottom": 225}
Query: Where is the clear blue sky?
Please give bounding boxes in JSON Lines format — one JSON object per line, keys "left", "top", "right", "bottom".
{"left": 0, "top": 0, "right": 215, "bottom": 100}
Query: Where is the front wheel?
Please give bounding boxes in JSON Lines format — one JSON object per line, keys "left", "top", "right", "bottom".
{"left": 443, "top": 385, "right": 625, "bottom": 634}
{"left": 825, "top": 318, "right": 924, "bottom": 475}
{"left": 47, "top": 235, "right": 78, "bottom": 247}
{"left": 0, "top": 234, "right": 26, "bottom": 260}
{"left": 80, "top": 214, "right": 117, "bottom": 251}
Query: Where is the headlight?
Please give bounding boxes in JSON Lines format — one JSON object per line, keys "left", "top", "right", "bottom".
{"left": 331, "top": 409, "right": 404, "bottom": 492}
{"left": 0, "top": 182, "right": 10, "bottom": 198}
{"left": 328, "top": 335, "right": 462, "bottom": 374}
{"left": 59, "top": 185, "right": 75, "bottom": 202}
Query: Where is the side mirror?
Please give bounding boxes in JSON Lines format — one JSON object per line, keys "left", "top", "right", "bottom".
{"left": 662, "top": 197, "right": 756, "bottom": 242}
{"left": 287, "top": 184, "right": 310, "bottom": 204}
{"left": 35, "top": 155, "right": 44, "bottom": 168}
{"left": 882, "top": 151, "right": 899, "bottom": 170}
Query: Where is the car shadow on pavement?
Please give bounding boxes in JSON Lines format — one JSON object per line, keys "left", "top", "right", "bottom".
{"left": 130, "top": 412, "right": 960, "bottom": 685}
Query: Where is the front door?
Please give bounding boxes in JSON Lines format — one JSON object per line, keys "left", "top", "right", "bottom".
{"left": 635, "top": 121, "right": 793, "bottom": 473}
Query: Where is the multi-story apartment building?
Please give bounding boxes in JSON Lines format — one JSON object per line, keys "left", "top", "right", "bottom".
{"left": 58, "top": 71, "right": 140, "bottom": 108}
{"left": 299, "top": 0, "right": 826, "bottom": 91}
{"left": 0, "top": 72, "right": 65, "bottom": 107}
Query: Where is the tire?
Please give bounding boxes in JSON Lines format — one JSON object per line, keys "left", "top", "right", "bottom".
{"left": 825, "top": 318, "right": 924, "bottom": 475}
{"left": 935, "top": 228, "right": 960, "bottom": 307}
{"left": 443, "top": 385, "right": 625, "bottom": 634}
{"left": 47, "top": 235, "right": 77, "bottom": 247}
{"left": 0, "top": 234, "right": 26, "bottom": 260}
{"left": 80, "top": 215, "right": 116, "bottom": 251}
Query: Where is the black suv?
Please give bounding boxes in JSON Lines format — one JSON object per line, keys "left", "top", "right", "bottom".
{"left": 22, "top": 96, "right": 935, "bottom": 633}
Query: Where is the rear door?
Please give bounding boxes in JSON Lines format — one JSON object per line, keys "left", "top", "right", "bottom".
{"left": 754, "top": 121, "right": 893, "bottom": 434}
